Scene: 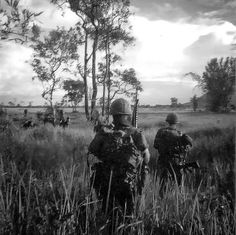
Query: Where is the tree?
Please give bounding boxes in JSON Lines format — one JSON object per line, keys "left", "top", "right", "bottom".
{"left": 97, "top": 0, "right": 135, "bottom": 116}
{"left": 28, "top": 101, "right": 33, "bottom": 107}
{"left": 31, "top": 27, "right": 80, "bottom": 109}
{"left": 101, "top": 67, "right": 142, "bottom": 117}
{"left": 170, "top": 97, "right": 178, "bottom": 108}
{"left": 191, "top": 95, "right": 198, "bottom": 112}
{"left": 186, "top": 57, "right": 235, "bottom": 112}
{"left": 62, "top": 79, "right": 85, "bottom": 112}
{"left": 0, "top": 0, "right": 41, "bottom": 44}
{"left": 52, "top": 0, "right": 100, "bottom": 119}
{"left": 52, "top": 0, "right": 99, "bottom": 119}
{"left": 109, "top": 68, "right": 142, "bottom": 100}
{"left": 52, "top": 0, "right": 135, "bottom": 119}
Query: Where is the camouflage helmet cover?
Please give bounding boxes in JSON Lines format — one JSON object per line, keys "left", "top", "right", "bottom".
{"left": 166, "top": 112, "right": 178, "bottom": 124}
{"left": 110, "top": 98, "right": 132, "bottom": 115}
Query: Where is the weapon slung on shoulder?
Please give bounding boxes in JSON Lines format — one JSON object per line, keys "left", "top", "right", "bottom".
{"left": 132, "top": 89, "right": 139, "bottom": 128}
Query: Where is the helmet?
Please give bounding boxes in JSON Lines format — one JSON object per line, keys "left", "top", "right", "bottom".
{"left": 166, "top": 113, "right": 178, "bottom": 124}
{"left": 110, "top": 98, "right": 132, "bottom": 115}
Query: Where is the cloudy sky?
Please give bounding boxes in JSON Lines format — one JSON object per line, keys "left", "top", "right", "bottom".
{"left": 0, "top": 0, "right": 235, "bottom": 105}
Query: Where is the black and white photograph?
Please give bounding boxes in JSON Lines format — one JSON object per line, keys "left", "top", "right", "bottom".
{"left": 0, "top": 0, "right": 235, "bottom": 234}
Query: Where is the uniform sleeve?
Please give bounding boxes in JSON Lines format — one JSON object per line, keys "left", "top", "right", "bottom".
{"left": 133, "top": 129, "right": 149, "bottom": 152}
{"left": 181, "top": 133, "right": 193, "bottom": 147}
{"left": 88, "top": 132, "right": 104, "bottom": 157}
{"left": 153, "top": 129, "right": 162, "bottom": 149}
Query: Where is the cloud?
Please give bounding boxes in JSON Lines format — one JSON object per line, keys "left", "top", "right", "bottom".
{"left": 122, "top": 16, "right": 235, "bottom": 81}
{"left": 0, "top": 42, "right": 43, "bottom": 104}
{"left": 183, "top": 31, "right": 235, "bottom": 74}
{"left": 131, "top": 0, "right": 236, "bottom": 25}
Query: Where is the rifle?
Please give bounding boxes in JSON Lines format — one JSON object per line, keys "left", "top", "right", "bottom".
{"left": 132, "top": 88, "right": 139, "bottom": 128}
{"left": 131, "top": 89, "right": 149, "bottom": 194}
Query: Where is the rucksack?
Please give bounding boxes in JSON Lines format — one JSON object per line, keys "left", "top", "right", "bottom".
{"left": 156, "top": 127, "right": 185, "bottom": 165}
{"left": 101, "top": 127, "right": 142, "bottom": 168}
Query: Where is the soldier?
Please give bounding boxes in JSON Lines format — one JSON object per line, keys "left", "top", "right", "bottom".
{"left": 88, "top": 98, "right": 150, "bottom": 216}
{"left": 22, "top": 120, "right": 37, "bottom": 129}
{"left": 154, "top": 113, "right": 192, "bottom": 197}
{"left": 59, "top": 116, "right": 70, "bottom": 128}
{"left": 23, "top": 109, "right": 28, "bottom": 117}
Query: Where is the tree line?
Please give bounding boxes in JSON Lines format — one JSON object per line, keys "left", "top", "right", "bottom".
{"left": 1, "top": 0, "right": 235, "bottom": 115}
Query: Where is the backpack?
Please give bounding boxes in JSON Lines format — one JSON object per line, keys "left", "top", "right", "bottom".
{"left": 156, "top": 127, "right": 185, "bottom": 165}
{"left": 101, "top": 127, "right": 142, "bottom": 168}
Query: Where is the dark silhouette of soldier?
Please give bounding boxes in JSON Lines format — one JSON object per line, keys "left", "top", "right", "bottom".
{"left": 88, "top": 98, "right": 150, "bottom": 216}
{"left": 154, "top": 113, "right": 192, "bottom": 197}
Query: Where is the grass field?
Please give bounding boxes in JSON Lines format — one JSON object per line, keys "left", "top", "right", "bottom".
{"left": 0, "top": 110, "right": 235, "bottom": 234}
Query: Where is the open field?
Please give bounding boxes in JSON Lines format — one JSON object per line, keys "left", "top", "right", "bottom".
{"left": 0, "top": 110, "right": 235, "bottom": 234}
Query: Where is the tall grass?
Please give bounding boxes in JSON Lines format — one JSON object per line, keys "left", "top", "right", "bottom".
{"left": 0, "top": 115, "right": 235, "bottom": 234}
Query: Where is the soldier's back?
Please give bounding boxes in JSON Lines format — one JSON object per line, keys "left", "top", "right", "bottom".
{"left": 154, "top": 127, "right": 182, "bottom": 160}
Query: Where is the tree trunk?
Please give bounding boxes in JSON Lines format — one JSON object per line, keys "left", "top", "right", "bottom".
{"left": 106, "top": 43, "right": 111, "bottom": 121}
{"left": 102, "top": 35, "right": 109, "bottom": 116}
{"left": 90, "top": 31, "right": 99, "bottom": 118}
{"left": 83, "top": 31, "right": 90, "bottom": 120}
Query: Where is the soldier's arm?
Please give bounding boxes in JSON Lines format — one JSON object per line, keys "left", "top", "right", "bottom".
{"left": 88, "top": 132, "right": 104, "bottom": 157}
{"left": 181, "top": 133, "right": 193, "bottom": 147}
{"left": 133, "top": 129, "right": 150, "bottom": 164}
{"left": 153, "top": 129, "right": 162, "bottom": 150}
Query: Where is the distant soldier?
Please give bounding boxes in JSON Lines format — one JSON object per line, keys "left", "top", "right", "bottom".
{"left": 59, "top": 117, "right": 70, "bottom": 128}
{"left": 154, "top": 113, "right": 193, "bottom": 197}
{"left": 43, "top": 106, "right": 55, "bottom": 126}
{"left": 88, "top": 98, "right": 150, "bottom": 215}
{"left": 43, "top": 116, "right": 55, "bottom": 126}
{"left": 24, "top": 109, "right": 28, "bottom": 117}
{"left": 22, "top": 120, "right": 37, "bottom": 129}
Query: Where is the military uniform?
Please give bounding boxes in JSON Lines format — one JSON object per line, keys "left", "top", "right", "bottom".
{"left": 154, "top": 113, "right": 192, "bottom": 197}
{"left": 88, "top": 98, "right": 149, "bottom": 215}
{"left": 89, "top": 124, "right": 148, "bottom": 214}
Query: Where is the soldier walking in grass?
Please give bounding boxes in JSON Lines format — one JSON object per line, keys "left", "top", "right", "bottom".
{"left": 88, "top": 98, "right": 150, "bottom": 216}
{"left": 154, "top": 113, "right": 193, "bottom": 197}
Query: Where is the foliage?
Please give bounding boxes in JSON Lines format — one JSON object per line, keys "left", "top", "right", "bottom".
{"left": 170, "top": 97, "right": 178, "bottom": 107}
{"left": 52, "top": 0, "right": 136, "bottom": 119}
{"left": 0, "top": 0, "right": 42, "bottom": 43}
{"left": 62, "top": 79, "right": 85, "bottom": 111}
{"left": 0, "top": 113, "right": 235, "bottom": 234}
{"left": 98, "top": 63, "right": 142, "bottom": 99}
{"left": 186, "top": 57, "right": 235, "bottom": 112}
{"left": 31, "top": 27, "right": 80, "bottom": 108}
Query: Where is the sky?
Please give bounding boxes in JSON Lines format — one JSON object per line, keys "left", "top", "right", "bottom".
{"left": 0, "top": 0, "right": 235, "bottom": 105}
